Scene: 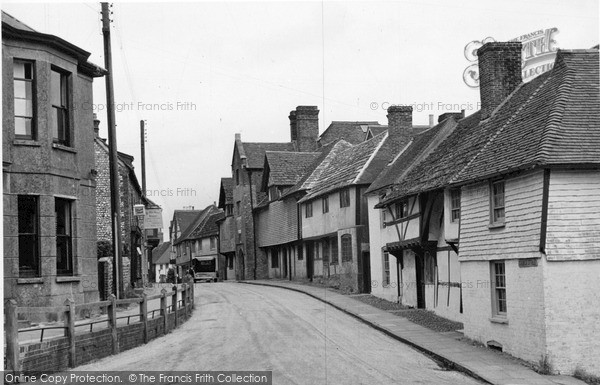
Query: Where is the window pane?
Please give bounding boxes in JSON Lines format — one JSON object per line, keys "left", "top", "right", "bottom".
{"left": 18, "top": 196, "right": 39, "bottom": 277}
{"left": 14, "top": 80, "right": 26, "bottom": 98}
{"left": 14, "top": 62, "right": 25, "bottom": 78}
{"left": 15, "top": 117, "right": 32, "bottom": 137}
{"left": 51, "top": 70, "right": 62, "bottom": 105}
{"left": 14, "top": 98, "right": 32, "bottom": 117}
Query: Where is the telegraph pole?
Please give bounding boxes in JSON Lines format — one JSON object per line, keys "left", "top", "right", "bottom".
{"left": 140, "top": 120, "right": 146, "bottom": 194}
{"left": 101, "top": 2, "right": 123, "bottom": 298}
{"left": 140, "top": 120, "right": 147, "bottom": 284}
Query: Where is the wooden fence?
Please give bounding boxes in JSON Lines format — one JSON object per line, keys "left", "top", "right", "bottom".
{"left": 4, "top": 283, "right": 194, "bottom": 372}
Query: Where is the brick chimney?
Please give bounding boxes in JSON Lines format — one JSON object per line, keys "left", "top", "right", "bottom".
{"left": 293, "top": 106, "right": 319, "bottom": 152}
{"left": 93, "top": 113, "right": 100, "bottom": 138}
{"left": 478, "top": 42, "right": 522, "bottom": 120}
{"left": 387, "top": 105, "right": 413, "bottom": 139}
{"left": 289, "top": 110, "right": 297, "bottom": 142}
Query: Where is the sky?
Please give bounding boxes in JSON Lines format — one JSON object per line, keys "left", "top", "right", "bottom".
{"left": 2, "top": 0, "right": 598, "bottom": 238}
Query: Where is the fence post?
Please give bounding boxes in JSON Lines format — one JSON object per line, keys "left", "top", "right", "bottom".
{"left": 5, "top": 299, "right": 20, "bottom": 372}
{"left": 190, "top": 282, "right": 195, "bottom": 310}
{"left": 64, "top": 299, "right": 76, "bottom": 368}
{"left": 108, "top": 294, "right": 119, "bottom": 354}
{"left": 140, "top": 293, "right": 148, "bottom": 343}
{"left": 160, "top": 288, "right": 168, "bottom": 334}
{"left": 172, "top": 285, "right": 178, "bottom": 328}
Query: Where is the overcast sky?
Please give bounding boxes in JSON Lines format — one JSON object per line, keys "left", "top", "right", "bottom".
{"left": 2, "top": 0, "right": 598, "bottom": 237}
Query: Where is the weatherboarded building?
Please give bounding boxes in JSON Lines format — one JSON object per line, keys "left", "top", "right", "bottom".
{"left": 367, "top": 42, "right": 600, "bottom": 376}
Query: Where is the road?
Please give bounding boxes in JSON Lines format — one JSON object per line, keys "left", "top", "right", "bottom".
{"left": 76, "top": 282, "right": 482, "bottom": 385}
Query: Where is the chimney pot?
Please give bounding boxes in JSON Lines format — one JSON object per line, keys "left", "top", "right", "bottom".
{"left": 477, "top": 42, "right": 522, "bottom": 120}
{"left": 429, "top": 114, "right": 434, "bottom": 128}
{"left": 93, "top": 114, "right": 100, "bottom": 138}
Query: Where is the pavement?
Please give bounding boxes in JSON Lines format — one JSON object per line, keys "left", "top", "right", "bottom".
{"left": 240, "top": 279, "right": 586, "bottom": 385}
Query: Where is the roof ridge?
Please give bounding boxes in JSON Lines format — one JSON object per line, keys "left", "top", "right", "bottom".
{"left": 450, "top": 76, "right": 552, "bottom": 184}
{"left": 353, "top": 132, "right": 389, "bottom": 184}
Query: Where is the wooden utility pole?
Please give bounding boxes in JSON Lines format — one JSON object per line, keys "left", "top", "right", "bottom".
{"left": 101, "top": 2, "right": 123, "bottom": 298}
{"left": 140, "top": 120, "right": 146, "bottom": 194}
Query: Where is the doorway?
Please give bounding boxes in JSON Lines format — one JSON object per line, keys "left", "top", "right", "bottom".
{"left": 361, "top": 251, "right": 371, "bottom": 293}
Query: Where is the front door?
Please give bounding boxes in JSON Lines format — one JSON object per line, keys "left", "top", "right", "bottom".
{"left": 415, "top": 253, "right": 425, "bottom": 309}
{"left": 361, "top": 251, "right": 371, "bottom": 293}
{"left": 306, "top": 242, "right": 314, "bottom": 280}
{"left": 281, "top": 248, "right": 288, "bottom": 278}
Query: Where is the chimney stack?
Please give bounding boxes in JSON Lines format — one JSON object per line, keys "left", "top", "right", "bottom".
{"left": 477, "top": 42, "right": 522, "bottom": 120}
{"left": 93, "top": 113, "right": 100, "bottom": 138}
{"left": 289, "top": 110, "right": 297, "bottom": 142}
{"left": 387, "top": 105, "right": 413, "bottom": 138}
{"left": 293, "top": 106, "right": 319, "bottom": 152}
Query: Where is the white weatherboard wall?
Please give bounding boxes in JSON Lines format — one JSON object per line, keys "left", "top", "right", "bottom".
{"left": 543, "top": 170, "right": 600, "bottom": 375}
{"left": 460, "top": 170, "right": 547, "bottom": 364}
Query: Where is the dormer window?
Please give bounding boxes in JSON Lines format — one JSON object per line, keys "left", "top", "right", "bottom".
{"left": 269, "top": 186, "right": 280, "bottom": 201}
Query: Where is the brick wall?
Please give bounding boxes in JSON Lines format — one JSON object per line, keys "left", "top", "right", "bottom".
{"left": 15, "top": 303, "right": 193, "bottom": 372}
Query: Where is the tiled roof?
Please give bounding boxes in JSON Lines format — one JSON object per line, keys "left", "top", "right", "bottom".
{"left": 299, "top": 132, "right": 388, "bottom": 202}
{"left": 283, "top": 140, "right": 353, "bottom": 198}
{"left": 367, "top": 118, "right": 459, "bottom": 194}
{"left": 191, "top": 211, "right": 225, "bottom": 239}
{"left": 174, "top": 205, "right": 221, "bottom": 245}
{"left": 172, "top": 210, "right": 201, "bottom": 238}
{"left": 319, "top": 121, "right": 381, "bottom": 146}
{"left": 152, "top": 242, "right": 172, "bottom": 265}
{"left": 264, "top": 151, "right": 320, "bottom": 187}
{"left": 452, "top": 49, "right": 600, "bottom": 183}
{"left": 218, "top": 178, "right": 233, "bottom": 207}
{"left": 238, "top": 141, "right": 296, "bottom": 169}
{"left": 379, "top": 48, "right": 599, "bottom": 206}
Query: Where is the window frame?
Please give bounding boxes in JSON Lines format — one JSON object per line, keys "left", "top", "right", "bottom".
{"left": 341, "top": 234, "right": 352, "bottom": 263}
{"left": 491, "top": 260, "right": 507, "bottom": 317}
{"left": 322, "top": 195, "right": 329, "bottom": 213}
{"left": 305, "top": 201, "right": 313, "bottom": 218}
{"left": 450, "top": 189, "right": 461, "bottom": 223}
{"left": 13, "top": 60, "right": 36, "bottom": 140}
{"left": 339, "top": 188, "right": 350, "bottom": 208}
{"left": 18, "top": 195, "right": 41, "bottom": 277}
{"left": 210, "top": 236, "right": 216, "bottom": 250}
{"left": 50, "top": 67, "right": 71, "bottom": 147}
{"left": 395, "top": 200, "right": 408, "bottom": 219}
{"left": 55, "top": 197, "right": 74, "bottom": 276}
{"left": 382, "top": 251, "right": 390, "bottom": 286}
{"left": 490, "top": 180, "right": 506, "bottom": 226}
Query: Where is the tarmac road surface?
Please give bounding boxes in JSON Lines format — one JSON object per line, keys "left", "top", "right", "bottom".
{"left": 76, "top": 282, "right": 482, "bottom": 385}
